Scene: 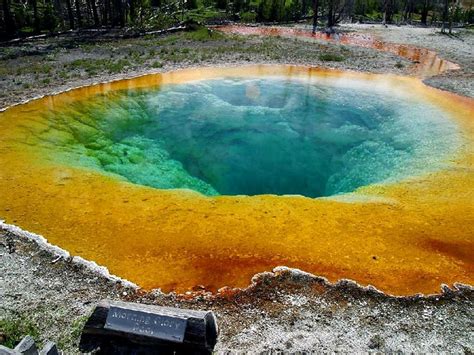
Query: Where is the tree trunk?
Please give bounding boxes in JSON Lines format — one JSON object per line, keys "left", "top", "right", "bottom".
{"left": 403, "top": 0, "right": 413, "bottom": 22}
{"left": 86, "top": 0, "right": 100, "bottom": 26}
{"left": 448, "top": 0, "right": 454, "bottom": 33}
{"left": 129, "top": 0, "right": 137, "bottom": 24}
{"left": 91, "top": 0, "right": 100, "bottom": 26}
{"left": 402, "top": 0, "right": 408, "bottom": 21}
{"left": 65, "top": 0, "right": 75, "bottom": 29}
{"left": 420, "top": 9, "right": 428, "bottom": 24}
{"left": 312, "top": 0, "right": 319, "bottom": 32}
{"left": 327, "top": 0, "right": 334, "bottom": 27}
{"left": 86, "top": 0, "right": 93, "bottom": 24}
{"left": 112, "top": 0, "right": 125, "bottom": 27}
{"left": 441, "top": 0, "right": 448, "bottom": 32}
{"left": 32, "top": 0, "right": 41, "bottom": 34}
{"left": 52, "top": 0, "right": 64, "bottom": 28}
{"left": 2, "top": 0, "right": 17, "bottom": 36}
{"left": 103, "top": 0, "right": 110, "bottom": 25}
{"left": 75, "top": 0, "right": 83, "bottom": 27}
{"left": 382, "top": 0, "right": 389, "bottom": 25}
{"left": 119, "top": 0, "right": 125, "bottom": 27}
{"left": 420, "top": 0, "right": 429, "bottom": 25}
{"left": 302, "top": 0, "right": 308, "bottom": 16}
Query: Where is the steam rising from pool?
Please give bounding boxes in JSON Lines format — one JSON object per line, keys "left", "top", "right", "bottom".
{"left": 43, "top": 77, "right": 459, "bottom": 198}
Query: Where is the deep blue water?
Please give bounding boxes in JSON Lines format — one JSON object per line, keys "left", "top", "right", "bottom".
{"left": 49, "top": 77, "right": 459, "bottom": 197}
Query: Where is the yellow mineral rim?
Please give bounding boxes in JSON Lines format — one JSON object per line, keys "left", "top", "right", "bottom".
{"left": 0, "top": 65, "right": 472, "bottom": 295}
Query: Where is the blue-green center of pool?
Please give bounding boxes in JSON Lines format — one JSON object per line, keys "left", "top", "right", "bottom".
{"left": 43, "top": 77, "right": 459, "bottom": 197}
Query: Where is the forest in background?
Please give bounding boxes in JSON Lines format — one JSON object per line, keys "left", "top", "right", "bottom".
{"left": 0, "top": 0, "right": 473, "bottom": 39}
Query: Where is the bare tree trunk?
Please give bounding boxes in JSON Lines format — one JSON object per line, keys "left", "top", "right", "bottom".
{"left": 312, "top": 0, "right": 319, "bottom": 32}
{"left": 52, "top": 0, "right": 64, "bottom": 28}
{"left": 129, "top": 0, "right": 137, "bottom": 24}
{"left": 86, "top": 0, "right": 100, "bottom": 26}
{"left": 441, "top": 0, "right": 448, "bottom": 32}
{"left": 327, "top": 0, "right": 334, "bottom": 28}
{"left": 403, "top": 0, "right": 413, "bottom": 22}
{"left": 382, "top": 0, "right": 389, "bottom": 25}
{"left": 103, "top": 0, "right": 110, "bottom": 25}
{"left": 91, "top": 0, "right": 100, "bottom": 26}
{"left": 65, "top": 0, "right": 75, "bottom": 29}
{"left": 402, "top": 0, "right": 409, "bottom": 21}
{"left": 112, "top": 0, "right": 125, "bottom": 27}
{"left": 2, "top": 0, "right": 17, "bottom": 36}
{"left": 448, "top": 0, "right": 454, "bottom": 33}
{"left": 75, "top": 0, "right": 83, "bottom": 27}
{"left": 420, "top": 0, "right": 429, "bottom": 25}
{"left": 31, "top": 0, "right": 41, "bottom": 33}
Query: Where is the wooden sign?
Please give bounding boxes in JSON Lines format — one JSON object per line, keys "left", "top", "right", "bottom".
{"left": 105, "top": 304, "right": 187, "bottom": 342}
{"left": 79, "top": 300, "right": 218, "bottom": 354}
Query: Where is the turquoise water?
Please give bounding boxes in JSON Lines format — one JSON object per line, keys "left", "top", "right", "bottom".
{"left": 43, "top": 77, "right": 459, "bottom": 197}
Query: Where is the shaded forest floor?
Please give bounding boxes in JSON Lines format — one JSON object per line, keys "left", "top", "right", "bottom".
{"left": 1, "top": 23, "right": 473, "bottom": 353}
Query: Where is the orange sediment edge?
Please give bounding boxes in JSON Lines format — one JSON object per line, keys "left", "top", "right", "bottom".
{"left": 215, "top": 25, "right": 460, "bottom": 78}
{"left": 0, "top": 65, "right": 473, "bottom": 296}
{"left": 2, "top": 220, "right": 473, "bottom": 300}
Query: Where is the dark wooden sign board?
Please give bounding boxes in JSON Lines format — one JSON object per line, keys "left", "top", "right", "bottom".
{"left": 105, "top": 304, "right": 188, "bottom": 342}
{"left": 80, "top": 300, "right": 218, "bottom": 354}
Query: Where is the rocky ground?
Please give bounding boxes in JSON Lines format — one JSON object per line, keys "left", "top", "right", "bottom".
{"left": 0, "top": 23, "right": 473, "bottom": 353}
{"left": 340, "top": 23, "right": 474, "bottom": 97}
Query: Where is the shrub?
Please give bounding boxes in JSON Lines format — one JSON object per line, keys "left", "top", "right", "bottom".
{"left": 240, "top": 11, "right": 257, "bottom": 22}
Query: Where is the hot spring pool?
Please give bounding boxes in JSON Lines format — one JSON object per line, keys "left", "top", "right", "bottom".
{"left": 48, "top": 76, "right": 458, "bottom": 198}
{"left": 0, "top": 65, "right": 473, "bottom": 295}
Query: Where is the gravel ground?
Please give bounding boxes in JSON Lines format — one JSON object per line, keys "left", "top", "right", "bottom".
{"left": 0, "top": 25, "right": 415, "bottom": 110}
{"left": 1, "top": 24, "right": 472, "bottom": 111}
{"left": 0, "top": 24, "right": 473, "bottom": 353}
{"left": 340, "top": 23, "right": 474, "bottom": 96}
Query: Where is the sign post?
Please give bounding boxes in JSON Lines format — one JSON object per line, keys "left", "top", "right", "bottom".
{"left": 79, "top": 300, "right": 218, "bottom": 354}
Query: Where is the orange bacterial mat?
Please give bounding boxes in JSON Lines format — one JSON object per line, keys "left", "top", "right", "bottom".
{"left": 0, "top": 65, "right": 472, "bottom": 295}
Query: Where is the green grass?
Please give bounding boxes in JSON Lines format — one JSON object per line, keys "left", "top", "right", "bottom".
{"left": 67, "top": 58, "right": 132, "bottom": 75}
{"left": 183, "top": 27, "right": 224, "bottom": 41}
{"left": 107, "top": 59, "right": 132, "bottom": 73}
{"left": 151, "top": 60, "right": 163, "bottom": 68}
{"left": 0, "top": 316, "right": 40, "bottom": 349}
{"left": 319, "top": 53, "right": 345, "bottom": 62}
{"left": 184, "top": 7, "right": 231, "bottom": 23}
{"left": 16, "top": 63, "right": 53, "bottom": 75}
{"left": 241, "top": 11, "right": 257, "bottom": 22}
{"left": 57, "top": 316, "right": 88, "bottom": 350}
{"left": 0, "top": 66, "right": 10, "bottom": 76}
{"left": 58, "top": 70, "right": 69, "bottom": 79}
